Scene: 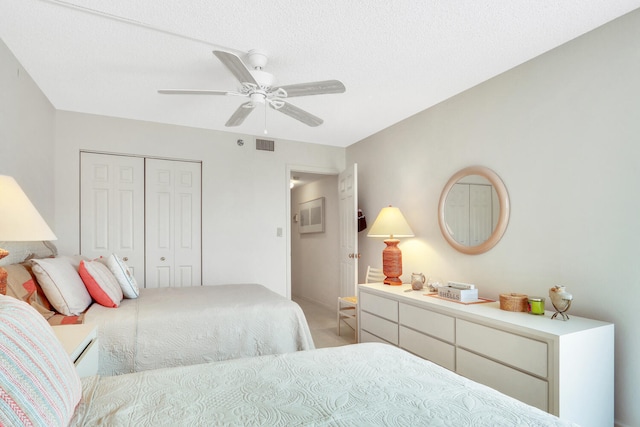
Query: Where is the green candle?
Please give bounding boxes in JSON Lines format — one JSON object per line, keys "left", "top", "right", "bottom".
{"left": 528, "top": 297, "right": 545, "bottom": 315}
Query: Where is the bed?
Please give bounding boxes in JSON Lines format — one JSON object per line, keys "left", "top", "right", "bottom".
{"left": 0, "top": 296, "right": 577, "bottom": 427}
{"left": 2, "top": 253, "right": 314, "bottom": 377}
{"left": 85, "top": 284, "right": 315, "bottom": 375}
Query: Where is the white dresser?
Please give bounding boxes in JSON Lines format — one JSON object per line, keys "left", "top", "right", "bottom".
{"left": 358, "top": 283, "right": 614, "bottom": 427}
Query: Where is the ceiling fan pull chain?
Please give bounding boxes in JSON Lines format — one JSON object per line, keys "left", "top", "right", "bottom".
{"left": 264, "top": 103, "right": 268, "bottom": 135}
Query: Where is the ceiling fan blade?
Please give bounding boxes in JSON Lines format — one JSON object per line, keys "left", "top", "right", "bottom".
{"left": 271, "top": 101, "right": 323, "bottom": 127}
{"left": 213, "top": 50, "right": 258, "bottom": 86}
{"left": 275, "top": 80, "right": 345, "bottom": 98}
{"left": 225, "top": 102, "right": 255, "bottom": 127}
{"left": 158, "top": 89, "right": 230, "bottom": 95}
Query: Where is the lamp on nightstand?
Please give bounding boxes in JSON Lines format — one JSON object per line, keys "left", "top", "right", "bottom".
{"left": 0, "top": 176, "right": 57, "bottom": 294}
{"left": 367, "top": 205, "right": 414, "bottom": 286}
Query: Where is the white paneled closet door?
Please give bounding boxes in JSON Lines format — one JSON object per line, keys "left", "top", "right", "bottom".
{"left": 80, "top": 152, "right": 145, "bottom": 285}
{"left": 145, "top": 158, "right": 202, "bottom": 288}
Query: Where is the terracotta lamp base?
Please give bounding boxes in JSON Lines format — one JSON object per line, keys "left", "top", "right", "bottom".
{"left": 0, "top": 248, "right": 8, "bottom": 295}
{"left": 382, "top": 239, "right": 403, "bottom": 286}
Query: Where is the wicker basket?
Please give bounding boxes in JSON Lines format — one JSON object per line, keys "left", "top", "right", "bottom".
{"left": 499, "top": 293, "right": 529, "bottom": 312}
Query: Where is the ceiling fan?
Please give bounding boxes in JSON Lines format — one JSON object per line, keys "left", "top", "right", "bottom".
{"left": 158, "top": 50, "right": 346, "bottom": 128}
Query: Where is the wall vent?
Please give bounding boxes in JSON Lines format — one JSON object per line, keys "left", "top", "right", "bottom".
{"left": 256, "top": 138, "right": 275, "bottom": 152}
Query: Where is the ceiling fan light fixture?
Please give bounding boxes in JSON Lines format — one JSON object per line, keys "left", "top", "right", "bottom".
{"left": 250, "top": 92, "right": 266, "bottom": 104}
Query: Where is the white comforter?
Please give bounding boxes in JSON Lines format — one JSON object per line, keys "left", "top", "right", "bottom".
{"left": 71, "top": 343, "right": 577, "bottom": 427}
{"left": 84, "top": 284, "right": 315, "bottom": 375}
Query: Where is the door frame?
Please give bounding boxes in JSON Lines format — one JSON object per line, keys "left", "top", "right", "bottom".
{"left": 285, "top": 164, "right": 339, "bottom": 300}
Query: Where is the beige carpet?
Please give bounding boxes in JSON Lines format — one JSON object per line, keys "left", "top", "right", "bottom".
{"left": 293, "top": 297, "right": 355, "bottom": 348}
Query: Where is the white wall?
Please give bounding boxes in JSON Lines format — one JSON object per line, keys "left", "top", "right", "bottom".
{"left": 0, "top": 39, "right": 55, "bottom": 225}
{"left": 291, "top": 175, "right": 340, "bottom": 309}
{"left": 347, "top": 9, "right": 640, "bottom": 427}
{"left": 53, "top": 111, "right": 345, "bottom": 297}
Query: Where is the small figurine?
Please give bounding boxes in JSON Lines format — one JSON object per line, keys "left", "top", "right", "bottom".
{"left": 549, "top": 285, "right": 573, "bottom": 320}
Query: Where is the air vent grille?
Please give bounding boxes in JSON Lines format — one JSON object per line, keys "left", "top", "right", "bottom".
{"left": 256, "top": 138, "right": 275, "bottom": 152}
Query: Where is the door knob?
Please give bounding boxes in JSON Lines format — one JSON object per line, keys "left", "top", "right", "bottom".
{"left": 122, "top": 257, "right": 128, "bottom": 262}
{"left": 160, "top": 257, "right": 166, "bottom": 261}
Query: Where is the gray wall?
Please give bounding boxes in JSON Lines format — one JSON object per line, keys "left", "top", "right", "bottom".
{"left": 348, "top": 9, "right": 640, "bottom": 427}
{"left": 52, "top": 111, "right": 344, "bottom": 297}
{"left": 0, "top": 39, "right": 55, "bottom": 225}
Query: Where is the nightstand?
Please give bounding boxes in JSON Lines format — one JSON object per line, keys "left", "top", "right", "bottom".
{"left": 52, "top": 324, "right": 99, "bottom": 377}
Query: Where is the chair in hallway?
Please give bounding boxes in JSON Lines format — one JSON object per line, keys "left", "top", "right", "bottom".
{"left": 337, "top": 266, "right": 385, "bottom": 342}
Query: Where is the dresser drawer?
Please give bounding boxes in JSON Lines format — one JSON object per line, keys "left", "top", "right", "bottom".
{"left": 457, "top": 348, "right": 548, "bottom": 412}
{"left": 360, "top": 311, "right": 398, "bottom": 345}
{"left": 399, "top": 303, "right": 455, "bottom": 343}
{"left": 360, "top": 291, "right": 398, "bottom": 322}
{"left": 456, "top": 319, "right": 547, "bottom": 377}
{"left": 399, "top": 326, "right": 455, "bottom": 370}
{"left": 360, "top": 330, "right": 391, "bottom": 344}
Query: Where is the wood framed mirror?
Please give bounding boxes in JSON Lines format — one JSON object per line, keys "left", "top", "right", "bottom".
{"left": 438, "top": 166, "right": 510, "bottom": 255}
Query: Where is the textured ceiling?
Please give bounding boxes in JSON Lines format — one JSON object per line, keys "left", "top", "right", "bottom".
{"left": 1, "top": 0, "right": 639, "bottom": 147}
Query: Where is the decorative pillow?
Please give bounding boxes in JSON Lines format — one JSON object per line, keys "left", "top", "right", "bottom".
{"left": 31, "top": 257, "right": 92, "bottom": 316}
{"left": 3, "top": 263, "right": 55, "bottom": 319}
{"left": 79, "top": 259, "right": 123, "bottom": 308}
{"left": 0, "top": 294, "right": 81, "bottom": 427}
{"left": 102, "top": 253, "right": 139, "bottom": 298}
{"left": 47, "top": 312, "right": 85, "bottom": 326}
{"left": 64, "top": 254, "right": 91, "bottom": 271}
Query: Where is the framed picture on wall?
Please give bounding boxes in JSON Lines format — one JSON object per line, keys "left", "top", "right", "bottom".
{"left": 299, "top": 197, "right": 325, "bottom": 234}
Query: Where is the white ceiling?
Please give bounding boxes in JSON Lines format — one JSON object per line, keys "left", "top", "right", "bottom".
{"left": 2, "top": 1, "right": 639, "bottom": 147}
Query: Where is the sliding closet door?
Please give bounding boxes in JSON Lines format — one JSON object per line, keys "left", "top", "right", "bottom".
{"left": 80, "top": 152, "right": 145, "bottom": 285}
{"left": 145, "top": 159, "right": 202, "bottom": 288}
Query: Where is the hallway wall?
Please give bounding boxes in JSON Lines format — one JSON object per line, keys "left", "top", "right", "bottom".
{"left": 291, "top": 175, "right": 340, "bottom": 310}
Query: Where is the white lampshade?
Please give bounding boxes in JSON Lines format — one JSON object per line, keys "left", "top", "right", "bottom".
{"left": 367, "top": 206, "right": 414, "bottom": 239}
{"left": 0, "top": 175, "right": 57, "bottom": 241}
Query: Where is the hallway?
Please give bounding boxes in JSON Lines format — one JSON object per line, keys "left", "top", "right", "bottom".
{"left": 293, "top": 297, "right": 355, "bottom": 348}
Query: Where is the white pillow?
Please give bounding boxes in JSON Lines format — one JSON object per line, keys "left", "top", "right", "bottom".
{"left": 31, "top": 257, "right": 92, "bottom": 315}
{"left": 102, "top": 254, "right": 139, "bottom": 298}
{"left": 0, "top": 294, "right": 82, "bottom": 426}
{"left": 79, "top": 259, "right": 123, "bottom": 308}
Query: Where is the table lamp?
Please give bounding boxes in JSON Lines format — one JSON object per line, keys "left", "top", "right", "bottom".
{"left": 367, "top": 205, "right": 414, "bottom": 285}
{"left": 0, "top": 176, "right": 57, "bottom": 295}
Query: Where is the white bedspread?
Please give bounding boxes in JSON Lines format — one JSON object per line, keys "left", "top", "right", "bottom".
{"left": 84, "top": 284, "right": 315, "bottom": 375}
{"left": 71, "top": 343, "right": 577, "bottom": 427}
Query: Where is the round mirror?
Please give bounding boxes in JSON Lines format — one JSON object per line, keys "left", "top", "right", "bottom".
{"left": 438, "top": 166, "right": 510, "bottom": 255}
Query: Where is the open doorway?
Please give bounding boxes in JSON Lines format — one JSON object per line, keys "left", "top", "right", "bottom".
{"left": 289, "top": 171, "right": 339, "bottom": 311}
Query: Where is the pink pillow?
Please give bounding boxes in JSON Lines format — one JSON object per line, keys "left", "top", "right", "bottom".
{"left": 79, "top": 260, "right": 123, "bottom": 308}
{"left": 0, "top": 294, "right": 82, "bottom": 426}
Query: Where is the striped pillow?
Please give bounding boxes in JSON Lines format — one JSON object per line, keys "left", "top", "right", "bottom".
{"left": 79, "top": 259, "right": 123, "bottom": 308}
{"left": 0, "top": 294, "right": 81, "bottom": 426}
{"left": 101, "top": 254, "right": 139, "bottom": 299}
